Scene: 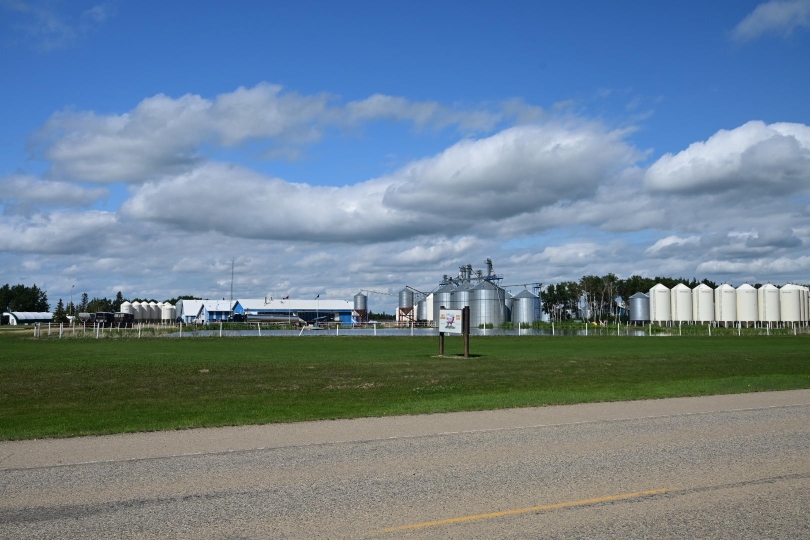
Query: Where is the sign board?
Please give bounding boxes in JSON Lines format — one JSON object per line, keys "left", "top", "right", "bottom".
{"left": 438, "top": 309, "right": 463, "bottom": 335}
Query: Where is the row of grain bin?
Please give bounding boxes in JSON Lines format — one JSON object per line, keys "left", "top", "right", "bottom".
{"left": 420, "top": 277, "right": 538, "bottom": 327}
{"left": 631, "top": 283, "right": 809, "bottom": 325}
{"left": 120, "top": 301, "right": 177, "bottom": 322}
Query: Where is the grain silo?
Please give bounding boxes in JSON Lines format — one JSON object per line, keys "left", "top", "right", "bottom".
{"left": 398, "top": 288, "right": 414, "bottom": 324}
{"left": 714, "top": 284, "right": 737, "bottom": 326}
{"left": 353, "top": 292, "right": 368, "bottom": 321}
{"left": 169, "top": 304, "right": 177, "bottom": 322}
{"left": 161, "top": 303, "right": 174, "bottom": 322}
{"left": 758, "top": 284, "right": 780, "bottom": 324}
{"left": 470, "top": 280, "right": 506, "bottom": 327}
{"left": 511, "top": 290, "right": 536, "bottom": 326}
{"left": 649, "top": 284, "right": 671, "bottom": 324}
{"left": 131, "top": 301, "right": 142, "bottom": 321}
{"left": 802, "top": 286, "right": 809, "bottom": 323}
{"left": 780, "top": 284, "right": 802, "bottom": 323}
{"left": 432, "top": 277, "right": 456, "bottom": 323}
{"left": 416, "top": 300, "right": 428, "bottom": 321}
{"left": 450, "top": 280, "right": 473, "bottom": 310}
{"left": 692, "top": 284, "right": 714, "bottom": 323}
{"left": 149, "top": 301, "right": 159, "bottom": 322}
{"left": 671, "top": 283, "right": 692, "bottom": 323}
{"left": 121, "top": 301, "right": 133, "bottom": 316}
{"left": 629, "top": 292, "right": 650, "bottom": 323}
{"left": 736, "top": 284, "right": 759, "bottom": 326}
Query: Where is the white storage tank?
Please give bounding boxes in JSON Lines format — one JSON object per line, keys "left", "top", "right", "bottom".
{"left": 120, "top": 301, "right": 133, "bottom": 316}
{"left": 802, "top": 286, "right": 809, "bottom": 322}
{"left": 714, "top": 284, "right": 737, "bottom": 326}
{"left": 170, "top": 305, "right": 177, "bottom": 322}
{"left": 780, "top": 284, "right": 802, "bottom": 323}
{"left": 671, "top": 283, "right": 692, "bottom": 323}
{"left": 649, "top": 284, "right": 671, "bottom": 323}
{"left": 736, "top": 284, "right": 759, "bottom": 325}
{"left": 132, "top": 301, "right": 143, "bottom": 321}
{"left": 149, "top": 301, "right": 159, "bottom": 321}
{"left": 161, "top": 303, "right": 174, "bottom": 322}
{"left": 757, "top": 284, "right": 780, "bottom": 324}
{"left": 692, "top": 284, "right": 714, "bottom": 323}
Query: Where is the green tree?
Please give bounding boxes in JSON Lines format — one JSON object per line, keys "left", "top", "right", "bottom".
{"left": 0, "top": 283, "right": 49, "bottom": 312}
{"left": 79, "top": 293, "right": 89, "bottom": 312}
{"left": 114, "top": 291, "right": 125, "bottom": 312}
{"left": 53, "top": 299, "right": 68, "bottom": 324}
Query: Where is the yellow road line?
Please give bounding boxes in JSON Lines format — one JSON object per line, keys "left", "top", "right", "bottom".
{"left": 374, "top": 488, "right": 670, "bottom": 533}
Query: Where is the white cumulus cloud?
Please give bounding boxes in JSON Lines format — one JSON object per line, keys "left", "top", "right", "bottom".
{"left": 644, "top": 121, "right": 810, "bottom": 195}
{"left": 732, "top": 0, "right": 810, "bottom": 41}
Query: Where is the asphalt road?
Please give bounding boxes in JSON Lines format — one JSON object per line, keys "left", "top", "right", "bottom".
{"left": 2, "top": 390, "right": 809, "bottom": 539}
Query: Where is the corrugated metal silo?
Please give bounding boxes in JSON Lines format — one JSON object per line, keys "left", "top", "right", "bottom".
{"left": 353, "top": 292, "right": 368, "bottom": 322}
{"left": 470, "top": 280, "right": 506, "bottom": 327}
{"left": 511, "top": 290, "right": 536, "bottom": 325}
{"left": 416, "top": 300, "right": 427, "bottom": 321}
{"left": 161, "top": 303, "right": 174, "bottom": 322}
{"left": 671, "top": 283, "right": 692, "bottom": 322}
{"left": 780, "top": 284, "right": 801, "bottom": 323}
{"left": 649, "top": 284, "right": 671, "bottom": 323}
{"left": 149, "top": 301, "right": 159, "bottom": 321}
{"left": 714, "top": 284, "right": 737, "bottom": 325}
{"left": 121, "top": 301, "right": 133, "bottom": 316}
{"left": 758, "top": 284, "right": 780, "bottom": 323}
{"left": 692, "top": 284, "right": 714, "bottom": 323}
{"left": 629, "top": 292, "right": 650, "bottom": 322}
{"left": 432, "top": 279, "right": 456, "bottom": 323}
{"left": 450, "top": 280, "right": 473, "bottom": 310}
{"left": 736, "top": 284, "right": 758, "bottom": 324}
{"left": 169, "top": 304, "right": 177, "bottom": 322}
{"left": 398, "top": 289, "right": 414, "bottom": 309}
{"left": 802, "top": 286, "right": 809, "bottom": 322}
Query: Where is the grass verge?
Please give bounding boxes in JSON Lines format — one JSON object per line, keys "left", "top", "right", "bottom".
{"left": 1, "top": 333, "right": 808, "bottom": 440}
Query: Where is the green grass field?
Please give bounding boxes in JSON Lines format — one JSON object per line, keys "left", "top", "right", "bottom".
{"left": 1, "top": 333, "right": 809, "bottom": 440}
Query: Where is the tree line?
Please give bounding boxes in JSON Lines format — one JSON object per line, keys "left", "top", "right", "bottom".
{"left": 0, "top": 284, "right": 49, "bottom": 313}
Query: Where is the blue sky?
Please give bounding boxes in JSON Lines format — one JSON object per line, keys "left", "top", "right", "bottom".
{"left": 1, "top": 0, "right": 810, "bottom": 311}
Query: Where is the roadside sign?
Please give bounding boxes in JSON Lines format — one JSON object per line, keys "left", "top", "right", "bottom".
{"left": 439, "top": 309, "right": 463, "bottom": 335}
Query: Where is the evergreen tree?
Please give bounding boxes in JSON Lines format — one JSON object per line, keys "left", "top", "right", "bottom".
{"left": 114, "top": 291, "right": 125, "bottom": 312}
{"left": 79, "top": 293, "right": 89, "bottom": 312}
{"left": 53, "top": 299, "right": 68, "bottom": 324}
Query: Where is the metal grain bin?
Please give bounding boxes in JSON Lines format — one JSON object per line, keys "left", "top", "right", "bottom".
{"left": 450, "top": 280, "right": 473, "bottom": 310}
{"left": 416, "top": 300, "right": 428, "bottom": 321}
{"left": 433, "top": 279, "right": 457, "bottom": 323}
{"left": 470, "top": 280, "right": 506, "bottom": 327}
{"left": 398, "top": 288, "right": 414, "bottom": 309}
{"left": 511, "top": 289, "right": 536, "bottom": 325}
{"left": 353, "top": 292, "right": 367, "bottom": 312}
{"left": 629, "top": 292, "right": 650, "bottom": 322}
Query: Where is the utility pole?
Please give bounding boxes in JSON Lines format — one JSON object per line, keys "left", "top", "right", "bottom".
{"left": 229, "top": 258, "right": 234, "bottom": 320}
